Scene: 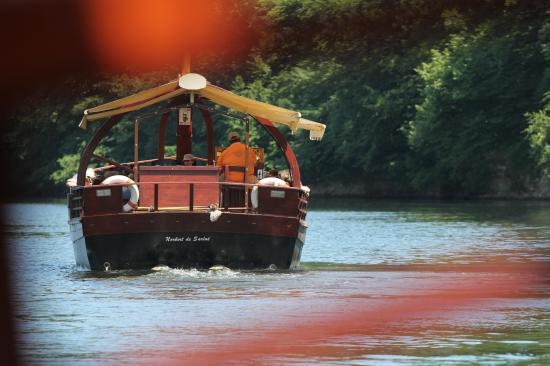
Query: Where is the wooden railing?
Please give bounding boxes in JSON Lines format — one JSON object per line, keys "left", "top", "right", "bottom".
{"left": 68, "top": 182, "right": 309, "bottom": 219}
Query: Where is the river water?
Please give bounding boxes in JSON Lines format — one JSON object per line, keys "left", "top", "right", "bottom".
{"left": 3, "top": 199, "right": 550, "bottom": 365}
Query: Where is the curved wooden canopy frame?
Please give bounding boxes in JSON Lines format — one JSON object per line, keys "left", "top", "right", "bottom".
{"left": 253, "top": 116, "right": 302, "bottom": 188}
{"left": 77, "top": 114, "right": 126, "bottom": 186}
{"left": 76, "top": 99, "right": 302, "bottom": 188}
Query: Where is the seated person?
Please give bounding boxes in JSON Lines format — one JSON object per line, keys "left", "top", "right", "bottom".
{"left": 266, "top": 169, "right": 281, "bottom": 178}
{"left": 182, "top": 153, "right": 208, "bottom": 166}
{"left": 66, "top": 168, "right": 95, "bottom": 187}
{"left": 183, "top": 154, "right": 194, "bottom": 166}
{"left": 258, "top": 168, "right": 289, "bottom": 187}
{"left": 216, "top": 131, "right": 256, "bottom": 183}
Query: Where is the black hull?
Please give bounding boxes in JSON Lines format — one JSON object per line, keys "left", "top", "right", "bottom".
{"left": 70, "top": 218, "right": 305, "bottom": 271}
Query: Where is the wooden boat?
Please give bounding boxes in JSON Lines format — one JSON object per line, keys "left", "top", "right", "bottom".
{"left": 67, "top": 73, "right": 325, "bottom": 271}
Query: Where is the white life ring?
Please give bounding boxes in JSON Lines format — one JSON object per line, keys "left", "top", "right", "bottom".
{"left": 259, "top": 177, "right": 288, "bottom": 187}
{"left": 251, "top": 177, "right": 289, "bottom": 209}
{"left": 101, "top": 175, "right": 139, "bottom": 212}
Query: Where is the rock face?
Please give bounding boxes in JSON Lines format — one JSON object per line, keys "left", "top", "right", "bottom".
{"left": 485, "top": 177, "right": 550, "bottom": 199}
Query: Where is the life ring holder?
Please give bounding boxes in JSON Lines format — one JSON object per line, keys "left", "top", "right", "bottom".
{"left": 101, "top": 175, "right": 139, "bottom": 212}
{"left": 251, "top": 177, "right": 288, "bottom": 209}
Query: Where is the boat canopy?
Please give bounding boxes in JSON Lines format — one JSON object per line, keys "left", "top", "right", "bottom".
{"left": 79, "top": 73, "right": 326, "bottom": 141}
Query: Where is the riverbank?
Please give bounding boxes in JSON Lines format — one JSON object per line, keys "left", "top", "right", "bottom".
{"left": 3, "top": 189, "right": 550, "bottom": 204}
{"left": 308, "top": 177, "right": 550, "bottom": 200}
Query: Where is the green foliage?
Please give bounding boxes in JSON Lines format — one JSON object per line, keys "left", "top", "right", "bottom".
{"left": 526, "top": 18, "right": 550, "bottom": 177}
{"left": 164, "top": 145, "right": 176, "bottom": 157}
{"left": 406, "top": 8, "right": 547, "bottom": 194}
{"left": 4, "top": 0, "right": 550, "bottom": 197}
{"left": 49, "top": 153, "right": 81, "bottom": 184}
{"left": 526, "top": 94, "right": 550, "bottom": 176}
{"left": 248, "top": 0, "right": 549, "bottom": 195}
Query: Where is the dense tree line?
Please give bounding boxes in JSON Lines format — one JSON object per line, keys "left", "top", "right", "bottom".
{"left": 2, "top": 0, "right": 549, "bottom": 197}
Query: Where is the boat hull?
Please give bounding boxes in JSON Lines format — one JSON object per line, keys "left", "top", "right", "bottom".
{"left": 69, "top": 212, "right": 306, "bottom": 271}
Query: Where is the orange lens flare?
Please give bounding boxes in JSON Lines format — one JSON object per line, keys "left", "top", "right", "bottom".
{"left": 83, "top": 0, "right": 262, "bottom": 72}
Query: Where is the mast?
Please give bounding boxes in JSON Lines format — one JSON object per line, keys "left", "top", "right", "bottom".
{"left": 180, "top": 52, "right": 191, "bottom": 75}
{"left": 176, "top": 53, "right": 192, "bottom": 161}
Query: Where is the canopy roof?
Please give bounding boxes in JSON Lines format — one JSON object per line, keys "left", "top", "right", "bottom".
{"left": 80, "top": 73, "right": 326, "bottom": 141}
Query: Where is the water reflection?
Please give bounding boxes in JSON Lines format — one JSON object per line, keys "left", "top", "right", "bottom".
{"left": 304, "top": 200, "right": 550, "bottom": 265}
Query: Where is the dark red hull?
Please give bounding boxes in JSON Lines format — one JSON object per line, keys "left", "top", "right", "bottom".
{"left": 69, "top": 211, "right": 306, "bottom": 270}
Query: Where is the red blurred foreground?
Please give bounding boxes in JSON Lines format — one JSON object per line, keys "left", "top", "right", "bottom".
{"left": 157, "top": 261, "right": 547, "bottom": 365}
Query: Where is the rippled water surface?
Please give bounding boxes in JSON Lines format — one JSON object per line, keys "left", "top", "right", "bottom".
{"left": 3, "top": 199, "right": 550, "bottom": 365}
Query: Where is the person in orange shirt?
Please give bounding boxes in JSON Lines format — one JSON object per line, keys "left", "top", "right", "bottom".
{"left": 217, "top": 131, "right": 256, "bottom": 183}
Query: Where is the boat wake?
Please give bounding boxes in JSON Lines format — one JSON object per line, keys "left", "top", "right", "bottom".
{"left": 147, "top": 265, "right": 306, "bottom": 281}
{"left": 150, "top": 265, "right": 241, "bottom": 279}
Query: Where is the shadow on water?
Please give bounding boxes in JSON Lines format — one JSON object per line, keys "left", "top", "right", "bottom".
{"left": 70, "top": 269, "right": 153, "bottom": 280}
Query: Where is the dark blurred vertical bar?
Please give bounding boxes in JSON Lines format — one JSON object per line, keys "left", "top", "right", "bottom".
{"left": 0, "top": 0, "right": 94, "bottom": 196}
{"left": 0, "top": 215, "right": 18, "bottom": 364}
{"left": 0, "top": 2, "right": 93, "bottom": 362}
